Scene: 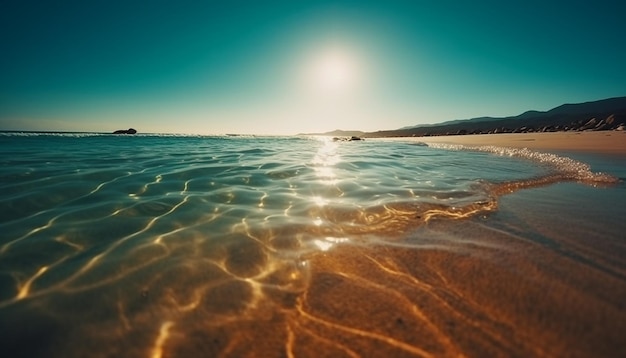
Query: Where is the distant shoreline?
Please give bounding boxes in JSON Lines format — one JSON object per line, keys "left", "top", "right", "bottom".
{"left": 3, "top": 129, "right": 625, "bottom": 155}
{"left": 378, "top": 131, "right": 626, "bottom": 155}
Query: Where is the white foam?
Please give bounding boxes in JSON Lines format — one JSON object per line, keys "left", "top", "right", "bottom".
{"left": 427, "top": 143, "right": 618, "bottom": 184}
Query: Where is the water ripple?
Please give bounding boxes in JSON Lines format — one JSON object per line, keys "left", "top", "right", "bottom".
{"left": 0, "top": 134, "right": 623, "bottom": 357}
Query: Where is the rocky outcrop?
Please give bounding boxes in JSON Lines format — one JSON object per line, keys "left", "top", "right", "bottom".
{"left": 363, "top": 102, "right": 626, "bottom": 138}
{"left": 332, "top": 136, "right": 363, "bottom": 142}
{"left": 113, "top": 128, "right": 137, "bottom": 134}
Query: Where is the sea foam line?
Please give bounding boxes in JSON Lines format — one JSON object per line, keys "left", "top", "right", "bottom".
{"left": 427, "top": 143, "right": 618, "bottom": 185}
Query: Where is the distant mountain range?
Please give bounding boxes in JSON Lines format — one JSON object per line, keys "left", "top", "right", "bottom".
{"left": 304, "top": 96, "right": 626, "bottom": 137}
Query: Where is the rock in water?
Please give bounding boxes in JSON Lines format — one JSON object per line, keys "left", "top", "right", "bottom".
{"left": 113, "top": 128, "right": 137, "bottom": 134}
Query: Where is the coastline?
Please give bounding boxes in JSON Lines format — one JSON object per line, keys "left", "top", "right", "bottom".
{"left": 378, "top": 131, "right": 626, "bottom": 155}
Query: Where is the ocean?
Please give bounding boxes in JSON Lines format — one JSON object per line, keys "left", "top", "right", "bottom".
{"left": 1, "top": 132, "right": 625, "bottom": 357}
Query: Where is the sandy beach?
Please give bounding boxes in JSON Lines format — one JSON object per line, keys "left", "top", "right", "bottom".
{"left": 402, "top": 131, "right": 626, "bottom": 155}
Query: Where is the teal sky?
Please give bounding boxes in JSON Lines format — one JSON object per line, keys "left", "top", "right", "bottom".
{"left": 1, "top": 0, "right": 625, "bottom": 135}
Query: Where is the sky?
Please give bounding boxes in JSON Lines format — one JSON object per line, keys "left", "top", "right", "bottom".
{"left": 1, "top": 0, "right": 625, "bottom": 135}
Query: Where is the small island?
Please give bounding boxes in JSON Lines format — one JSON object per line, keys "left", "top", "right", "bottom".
{"left": 113, "top": 128, "right": 137, "bottom": 134}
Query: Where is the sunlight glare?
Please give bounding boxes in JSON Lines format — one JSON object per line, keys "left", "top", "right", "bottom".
{"left": 312, "top": 137, "right": 340, "bottom": 184}
{"left": 304, "top": 46, "right": 361, "bottom": 96}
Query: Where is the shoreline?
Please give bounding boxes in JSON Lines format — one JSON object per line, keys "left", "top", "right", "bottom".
{"left": 376, "top": 131, "right": 626, "bottom": 155}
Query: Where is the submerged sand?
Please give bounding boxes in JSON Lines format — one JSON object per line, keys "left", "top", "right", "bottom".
{"left": 404, "top": 131, "right": 626, "bottom": 154}
{"left": 226, "top": 180, "right": 626, "bottom": 357}
{"left": 2, "top": 134, "right": 625, "bottom": 357}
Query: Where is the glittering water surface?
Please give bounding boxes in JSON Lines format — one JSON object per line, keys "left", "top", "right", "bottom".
{"left": 0, "top": 133, "right": 624, "bottom": 357}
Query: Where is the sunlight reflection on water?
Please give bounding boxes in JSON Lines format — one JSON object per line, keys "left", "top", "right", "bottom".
{"left": 0, "top": 134, "right": 621, "bottom": 357}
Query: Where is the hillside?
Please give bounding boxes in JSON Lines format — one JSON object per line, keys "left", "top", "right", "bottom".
{"left": 307, "top": 96, "right": 626, "bottom": 137}
{"left": 371, "top": 96, "right": 626, "bottom": 137}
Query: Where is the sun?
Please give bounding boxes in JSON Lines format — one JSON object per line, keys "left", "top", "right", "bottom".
{"left": 289, "top": 43, "right": 370, "bottom": 131}
{"left": 314, "top": 52, "right": 353, "bottom": 91}
{"left": 304, "top": 47, "right": 361, "bottom": 96}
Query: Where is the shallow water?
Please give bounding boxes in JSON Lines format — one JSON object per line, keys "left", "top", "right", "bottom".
{"left": 1, "top": 133, "right": 624, "bottom": 357}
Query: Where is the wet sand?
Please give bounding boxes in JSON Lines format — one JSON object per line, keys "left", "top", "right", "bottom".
{"left": 408, "top": 131, "right": 626, "bottom": 154}
{"left": 292, "top": 181, "right": 626, "bottom": 357}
